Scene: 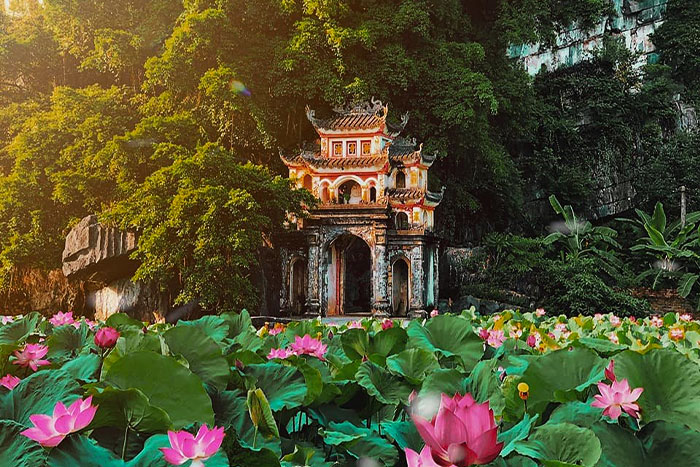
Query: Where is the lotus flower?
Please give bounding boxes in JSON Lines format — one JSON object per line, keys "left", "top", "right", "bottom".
{"left": 21, "top": 396, "right": 98, "bottom": 447}
{"left": 650, "top": 315, "right": 663, "bottom": 327}
{"left": 410, "top": 392, "right": 503, "bottom": 466}
{"left": 431, "top": 309, "right": 439, "bottom": 318}
{"left": 535, "top": 308, "right": 546, "bottom": 317}
{"left": 49, "top": 311, "right": 75, "bottom": 327}
{"left": 669, "top": 327, "right": 685, "bottom": 341}
{"left": 508, "top": 328, "right": 522, "bottom": 339}
{"left": 267, "top": 348, "right": 293, "bottom": 360}
{"left": 608, "top": 332, "right": 619, "bottom": 345}
{"left": 591, "top": 379, "right": 643, "bottom": 420}
{"left": 381, "top": 319, "right": 394, "bottom": 330}
{"left": 13, "top": 344, "right": 50, "bottom": 371}
{"left": 605, "top": 360, "right": 616, "bottom": 382}
{"left": 0, "top": 374, "right": 20, "bottom": 390}
{"left": 347, "top": 320, "right": 364, "bottom": 329}
{"left": 94, "top": 327, "right": 120, "bottom": 348}
{"left": 160, "top": 425, "right": 225, "bottom": 466}
{"left": 680, "top": 313, "right": 692, "bottom": 322}
{"left": 268, "top": 323, "right": 285, "bottom": 336}
{"left": 609, "top": 315, "right": 621, "bottom": 327}
{"left": 526, "top": 334, "right": 539, "bottom": 348}
{"left": 486, "top": 330, "right": 505, "bottom": 349}
{"left": 406, "top": 445, "right": 442, "bottom": 467}
{"left": 1, "top": 315, "right": 14, "bottom": 325}
{"left": 289, "top": 334, "right": 327, "bottom": 360}
{"left": 478, "top": 328, "right": 489, "bottom": 340}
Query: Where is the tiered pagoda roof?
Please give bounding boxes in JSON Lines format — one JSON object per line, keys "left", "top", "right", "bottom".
{"left": 306, "top": 98, "right": 409, "bottom": 136}
{"left": 388, "top": 137, "right": 437, "bottom": 168}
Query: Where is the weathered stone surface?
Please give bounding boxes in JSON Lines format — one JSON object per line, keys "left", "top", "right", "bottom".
{"left": 509, "top": 0, "right": 667, "bottom": 75}
{"left": 86, "top": 278, "right": 166, "bottom": 322}
{"left": 62, "top": 215, "right": 138, "bottom": 282}
{"left": 1, "top": 268, "right": 84, "bottom": 316}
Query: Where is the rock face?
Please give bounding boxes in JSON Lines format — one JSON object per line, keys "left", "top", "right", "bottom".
{"left": 62, "top": 215, "right": 138, "bottom": 282}
{"left": 62, "top": 215, "right": 167, "bottom": 322}
{"left": 508, "top": 0, "right": 667, "bottom": 75}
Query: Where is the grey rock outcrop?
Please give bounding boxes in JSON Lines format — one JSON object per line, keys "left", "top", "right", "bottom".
{"left": 62, "top": 215, "right": 138, "bottom": 283}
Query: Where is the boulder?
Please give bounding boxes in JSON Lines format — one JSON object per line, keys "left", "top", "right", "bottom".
{"left": 62, "top": 215, "right": 138, "bottom": 284}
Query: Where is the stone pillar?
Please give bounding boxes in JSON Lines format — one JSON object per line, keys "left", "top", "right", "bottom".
{"left": 431, "top": 243, "right": 440, "bottom": 310}
{"left": 409, "top": 244, "right": 427, "bottom": 318}
{"left": 279, "top": 248, "right": 291, "bottom": 313}
{"left": 305, "top": 230, "right": 321, "bottom": 316}
{"left": 372, "top": 227, "right": 391, "bottom": 317}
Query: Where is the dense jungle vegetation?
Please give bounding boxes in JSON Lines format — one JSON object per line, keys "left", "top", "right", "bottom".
{"left": 0, "top": 0, "right": 698, "bottom": 311}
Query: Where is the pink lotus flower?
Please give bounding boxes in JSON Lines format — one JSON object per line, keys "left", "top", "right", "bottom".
{"left": 347, "top": 320, "right": 364, "bottom": 329}
{"left": 289, "top": 334, "right": 327, "bottom": 360}
{"left": 13, "top": 344, "right": 50, "bottom": 371}
{"left": 486, "top": 330, "right": 505, "bottom": 349}
{"left": 509, "top": 328, "right": 522, "bottom": 339}
{"left": 0, "top": 374, "right": 20, "bottom": 390}
{"left": 84, "top": 319, "right": 98, "bottom": 330}
{"left": 268, "top": 323, "right": 284, "bottom": 336}
{"left": 160, "top": 425, "right": 225, "bottom": 466}
{"left": 431, "top": 309, "right": 439, "bottom": 318}
{"left": 605, "top": 360, "right": 616, "bottom": 382}
{"left": 608, "top": 332, "right": 619, "bottom": 345}
{"left": 381, "top": 319, "right": 394, "bottom": 330}
{"left": 94, "top": 327, "right": 120, "bottom": 348}
{"left": 591, "top": 379, "right": 643, "bottom": 420}
{"left": 478, "top": 328, "right": 489, "bottom": 340}
{"left": 680, "top": 313, "right": 692, "bottom": 322}
{"left": 593, "top": 313, "right": 603, "bottom": 321}
{"left": 535, "top": 308, "right": 546, "bottom": 317}
{"left": 406, "top": 445, "right": 442, "bottom": 467}
{"left": 554, "top": 323, "right": 568, "bottom": 333}
{"left": 267, "top": 348, "right": 293, "bottom": 360}
{"left": 49, "top": 311, "right": 75, "bottom": 327}
{"left": 628, "top": 316, "right": 637, "bottom": 324}
{"left": 669, "top": 327, "right": 685, "bottom": 341}
{"left": 650, "top": 316, "right": 663, "bottom": 327}
{"left": 609, "top": 315, "right": 621, "bottom": 327}
{"left": 21, "top": 396, "right": 98, "bottom": 447}
{"left": 526, "top": 334, "right": 540, "bottom": 348}
{"left": 410, "top": 392, "right": 503, "bottom": 466}
{"left": 1, "top": 315, "right": 14, "bottom": 325}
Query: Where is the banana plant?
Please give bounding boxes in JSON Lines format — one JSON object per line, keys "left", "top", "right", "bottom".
{"left": 628, "top": 202, "right": 700, "bottom": 306}
{"left": 543, "top": 195, "right": 622, "bottom": 275}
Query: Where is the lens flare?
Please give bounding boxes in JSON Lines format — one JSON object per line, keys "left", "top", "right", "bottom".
{"left": 231, "top": 80, "right": 251, "bottom": 97}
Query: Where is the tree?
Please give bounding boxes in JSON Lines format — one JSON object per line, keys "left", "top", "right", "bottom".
{"left": 106, "top": 143, "right": 313, "bottom": 310}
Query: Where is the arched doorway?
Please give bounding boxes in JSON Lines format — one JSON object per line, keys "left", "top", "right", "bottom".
{"left": 290, "top": 258, "right": 307, "bottom": 315}
{"left": 369, "top": 186, "right": 377, "bottom": 203}
{"left": 392, "top": 259, "right": 410, "bottom": 316}
{"left": 325, "top": 234, "right": 371, "bottom": 315}
{"left": 338, "top": 180, "right": 362, "bottom": 204}
{"left": 321, "top": 184, "right": 330, "bottom": 203}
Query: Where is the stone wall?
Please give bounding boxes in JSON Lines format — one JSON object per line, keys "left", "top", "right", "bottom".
{"left": 0, "top": 268, "right": 84, "bottom": 316}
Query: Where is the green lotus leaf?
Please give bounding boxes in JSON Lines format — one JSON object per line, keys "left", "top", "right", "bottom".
{"left": 244, "top": 362, "right": 308, "bottom": 411}
{"left": 164, "top": 325, "right": 230, "bottom": 391}
{"left": 591, "top": 422, "right": 645, "bottom": 467}
{"left": 104, "top": 351, "right": 214, "bottom": 429}
{"left": 517, "top": 422, "right": 601, "bottom": 467}
{"left": 520, "top": 347, "right": 604, "bottom": 413}
{"left": 355, "top": 360, "right": 412, "bottom": 405}
{"left": 386, "top": 348, "right": 440, "bottom": 384}
{"left": 406, "top": 314, "right": 483, "bottom": 368}
{"left": 614, "top": 348, "right": 700, "bottom": 430}
{"left": 0, "top": 420, "right": 47, "bottom": 466}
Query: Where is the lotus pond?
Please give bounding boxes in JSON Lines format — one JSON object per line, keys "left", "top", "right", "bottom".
{"left": 2, "top": 309, "right": 700, "bottom": 466}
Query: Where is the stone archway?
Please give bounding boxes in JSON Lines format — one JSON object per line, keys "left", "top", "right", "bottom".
{"left": 392, "top": 258, "right": 410, "bottom": 316}
{"left": 325, "top": 234, "right": 372, "bottom": 315}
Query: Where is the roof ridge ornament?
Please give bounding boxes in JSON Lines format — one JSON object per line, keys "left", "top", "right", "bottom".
{"left": 332, "top": 96, "right": 388, "bottom": 116}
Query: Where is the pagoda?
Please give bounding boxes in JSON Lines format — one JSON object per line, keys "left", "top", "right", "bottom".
{"left": 279, "top": 99, "right": 443, "bottom": 318}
